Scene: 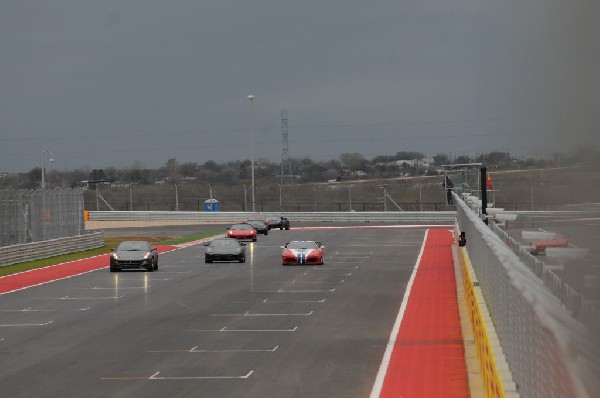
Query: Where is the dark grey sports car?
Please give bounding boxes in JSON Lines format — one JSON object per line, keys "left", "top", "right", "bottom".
{"left": 204, "top": 238, "right": 246, "bottom": 263}
{"left": 109, "top": 240, "right": 158, "bottom": 272}
{"left": 245, "top": 219, "right": 269, "bottom": 235}
{"left": 266, "top": 216, "right": 290, "bottom": 230}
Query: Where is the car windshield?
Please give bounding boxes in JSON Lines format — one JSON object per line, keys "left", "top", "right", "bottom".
{"left": 231, "top": 224, "right": 252, "bottom": 230}
{"left": 247, "top": 220, "right": 265, "bottom": 226}
{"left": 211, "top": 239, "right": 239, "bottom": 248}
{"left": 287, "top": 241, "right": 318, "bottom": 250}
{"left": 117, "top": 241, "right": 150, "bottom": 251}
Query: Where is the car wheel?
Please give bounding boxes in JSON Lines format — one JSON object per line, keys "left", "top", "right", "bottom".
{"left": 205, "top": 255, "right": 213, "bottom": 263}
{"left": 146, "top": 264, "right": 154, "bottom": 272}
{"left": 280, "top": 227, "right": 283, "bottom": 230}
{"left": 264, "top": 230, "right": 268, "bottom": 235}
{"left": 239, "top": 256, "right": 245, "bottom": 263}
{"left": 153, "top": 257, "right": 158, "bottom": 270}
{"left": 253, "top": 238, "right": 257, "bottom": 242}
{"left": 110, "top": 266, "right": 119, "bottom": 272}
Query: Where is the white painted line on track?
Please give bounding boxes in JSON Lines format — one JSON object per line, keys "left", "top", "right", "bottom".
{"left": 43, "top": 295, "right": 124, "bottom": 300}
{"left": 90, "top": 285, "right": 150, "bottom": 290}
{"left": 102, "top": 370, "right": 254, "bottom": 380}
{"left": 253, "top": 288, "right": 335, "bottom": 293}
{"left": 157, "top": 271, "right": 192, "bottom": 274}
{"left": 369, "top": 229, "right": 429, "bottom": 398}
{"left": 220, "top": 326, "right": 297, "bottom": 332}
{"left": 243, "top": 310, "right": 313, "bottom": 316}
{"left": 263, "top": 298, "right": 326, "bottom": 303}
{"left": 0, "top": 307, "right": 54, "bottom": 312}
{"left": 150, "top": 345, "right": 279, "bottom": 353}
{"left": 0, "top": 321, "right": 53, "bottom": 327}
{"left": 304, "top": 272, "right": 351, "bottom": 276}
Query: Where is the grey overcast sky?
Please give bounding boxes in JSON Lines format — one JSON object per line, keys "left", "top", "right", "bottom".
{"left": 1, "top": 0, "right": 598, "bottom": 172}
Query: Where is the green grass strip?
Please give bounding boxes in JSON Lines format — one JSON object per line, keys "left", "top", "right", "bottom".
{"left": 0, "top": 231, "right": 222, "bottom": 278}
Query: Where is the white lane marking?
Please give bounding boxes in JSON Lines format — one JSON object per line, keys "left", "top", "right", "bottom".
{"left": 150, "top": 345, "right": 279, "bottom": 353}
{"left": 252, "top": 288, "right": 335, "bottom": 293}
{"left": 244, "top": 310, "right": 313, "bottom": 316}
{"left": 321, "top": 262, "right": 363, "bottom": 264}
{"left": 333, "top": 251, "right": 374, "bottom": 255}
{"left": 149, "top": 370, "right": 254, "bottom": 380}
{"left": 157, "top": 271, "right": 192, "bottom": 274}
{"left": 90, "top": 286, "right": 148, "bottom": 290}
{"left": 263, "top": 298, "right": 326, "bottom": 303}
{"left": 0, "top": 321, "right": 53, "bottom": 327}
{"left": 331, "top": 256, "right": 370, "bottom": 259}
{"left": 313, "top": 265, "right": 359, "bottom": 269}
{"left": 304, "top": 272, "right": 351, "bottom": 276}
{"left": 369, "top": 229, "right": 429, "bottom": 398}
{"left": 220, "top": 326, "right": 298, "bottom": 332}
{"left": 44, "top": 295, "right": 124, "bottom": 300}
{"left": 0, "top": 307, "right": 54, "bottom": 312}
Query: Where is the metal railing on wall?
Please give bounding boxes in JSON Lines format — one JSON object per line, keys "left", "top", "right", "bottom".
{"left": 455, "top": 193, "right": 599, "bottom": 398}
{"left": 86, "top": 210, "right": 457, "bottom": 223}
{"left": 0, "top": 232, "right": 104, "bottom": 267}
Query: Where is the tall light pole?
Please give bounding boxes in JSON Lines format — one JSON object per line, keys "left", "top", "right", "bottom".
{"left": 41, "top": 149, "right": 54, "bottom": 189}
{"left": 347, "top": 184, "right": 353, "bottom": 211}
{"left": 247, "top": 94, "right": 256, "bottom": 212}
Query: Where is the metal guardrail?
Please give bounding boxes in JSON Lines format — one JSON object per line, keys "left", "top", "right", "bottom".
{"left": 87, "top": 210, "right": 457, "bottom": 223}
{"left": 456, "top": 193, "right": 600, "bottom": 398}
{"left": 0, "top": 232, "right": 104, "bottom": 267}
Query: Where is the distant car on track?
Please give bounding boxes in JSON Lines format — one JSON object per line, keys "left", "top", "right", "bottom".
{"left": 110, "top": 240, "right": 158, "bottom": 272}
{"left": 227, "top": 223, "right": 257, "bottom": 241}
{"left": 266, "top": 216, "right": 290, "bottom": 230}
{"left": 204, "top": 238, "right": 246, "bottom": 263}
{"left": 245, "top": 219, "right": 269, "bottom": 235}
{"left": 281, "top": 240, "right": 324, "bottom": 265}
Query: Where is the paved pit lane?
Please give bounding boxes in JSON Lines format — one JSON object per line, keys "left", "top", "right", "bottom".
{"left": 0, "top": 225, "right": 449, "bottom": 398}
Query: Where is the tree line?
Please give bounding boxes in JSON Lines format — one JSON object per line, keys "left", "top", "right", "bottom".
{"left": 1, "top": 148, "right": 598, "bottom": 190}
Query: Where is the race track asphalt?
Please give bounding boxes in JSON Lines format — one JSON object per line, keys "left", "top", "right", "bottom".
{"left": 0, "top": 226, "right": 440, "bottom": 398}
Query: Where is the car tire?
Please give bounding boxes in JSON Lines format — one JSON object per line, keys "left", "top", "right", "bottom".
{"left": 239, "top": 257, "right": 245, "bottom": 263}
{"left": 110, "top": 266, "right": 119, "bottom": 272}
{"left": 153, "top": 257, "right": 158, "bottom": 270}
{"left": 205, "top": 256, "right": 213, "bottom": 263}
{"left": 253, "top": 238, "right": 257, "bottom": 242}
{"left": 279, "top": 227, "right": 283, "bottom": 230}
{"left": 146, "top": 264, "right": 154, "bottom": 272}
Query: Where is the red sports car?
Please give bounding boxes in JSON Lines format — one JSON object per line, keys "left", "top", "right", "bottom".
{"left": 227, "top": 223, "right": 257, "bottom": 241}
{"left": 281, "top": 240, "right": 324, "bottom": 265}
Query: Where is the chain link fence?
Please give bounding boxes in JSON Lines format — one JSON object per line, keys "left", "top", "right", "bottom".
{"left": 456, "top": 193, "right": 600, "bottom": 398}
{"left": 0, "top": 189, "right": 85, "bottom": 247}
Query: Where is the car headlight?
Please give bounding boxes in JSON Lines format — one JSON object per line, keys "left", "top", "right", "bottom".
{"left": 143, "top": 251, "right": 151, "bottom": 259}
{"left": 111, "top": 253, "right": 119, "bottom": 259}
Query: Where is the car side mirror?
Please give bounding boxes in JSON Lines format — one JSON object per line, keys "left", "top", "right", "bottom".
{"left": 110, "top": 248, "right": 114, "bottom": 252}
{"left": 203, "top": 242, "right": 210, "bottom": 246}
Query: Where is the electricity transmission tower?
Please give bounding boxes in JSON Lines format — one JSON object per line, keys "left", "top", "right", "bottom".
{"left": 280, "top": 109, "right": 293, "bottom": 209}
